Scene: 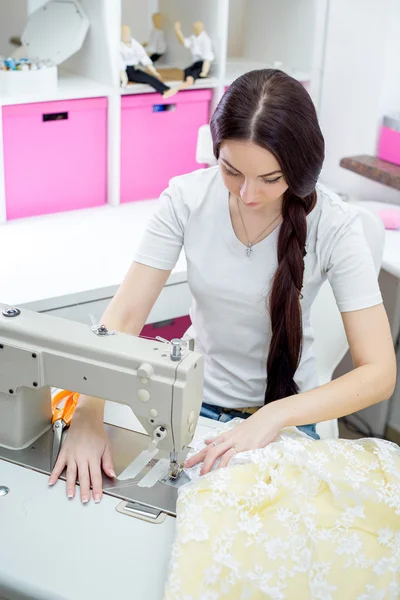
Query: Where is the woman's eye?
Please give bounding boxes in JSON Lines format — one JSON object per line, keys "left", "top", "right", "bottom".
{"left": 263, "top": 176, "right": 282, "bottom": 185}
{"left": 223, "top": 165, "right": 240, "bottom": 178}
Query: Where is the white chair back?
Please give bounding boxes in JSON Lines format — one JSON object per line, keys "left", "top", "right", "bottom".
{"left": 313, "top": 204, "right": 384, "bottom": 438}
{"left": 312, "top": 205, "right": 384, "bottom": 385}
{"left": 196, "top": 124, "right": 217, "bottom": 166}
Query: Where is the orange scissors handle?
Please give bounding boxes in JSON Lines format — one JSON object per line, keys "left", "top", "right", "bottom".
{"left": 52, "top": 390, "right": 79, "bottom": 426}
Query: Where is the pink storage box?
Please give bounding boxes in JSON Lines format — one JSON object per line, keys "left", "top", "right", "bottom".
{"left": 378, "top": 114, "right": 400, "bottom": 167}
{"left": 2, "top": 97, "right": 108, "bottom": 220}
{"left": 120, "top": 89, "right": 212, "bottom": 203}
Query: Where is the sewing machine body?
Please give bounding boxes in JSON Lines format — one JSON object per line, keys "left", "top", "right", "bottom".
{"left": 0, "top": 303, "right": 204, "bottom": 498}
{"left": 0, "top": 304, "right": 212, "bottom": 599}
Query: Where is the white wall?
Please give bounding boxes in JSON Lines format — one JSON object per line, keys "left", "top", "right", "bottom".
{"left": 159, "top": 0, "right": 222, "bottom": 69}
{"left": 227, "top": 0, "right": 245, "bottom": 57}
{"left": 238, "top": 0, "right": 315, "bottom": 72}
{"left": 319, "top": 0, "right": 400, "bottom": 204}
{"left": 0, "top": 0, "right": 27, "bottom": 57}
{"left": 379, "top": 0, "right": 400, "bottom": 116}
{"left": 121, "top": 0, "right": 154, "bottom": 44}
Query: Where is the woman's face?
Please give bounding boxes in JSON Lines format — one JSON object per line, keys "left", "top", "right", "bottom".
{"left": 219, "top": 139, "right": 289, "bottom": 210}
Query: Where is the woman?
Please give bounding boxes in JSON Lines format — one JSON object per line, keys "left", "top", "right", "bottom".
{"left": 49, "top": 70, "right": 396, "bottom": 503}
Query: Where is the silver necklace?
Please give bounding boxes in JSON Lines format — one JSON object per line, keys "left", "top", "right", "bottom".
{"left": 236, "top": 196, "right": 281, "bottom": 257}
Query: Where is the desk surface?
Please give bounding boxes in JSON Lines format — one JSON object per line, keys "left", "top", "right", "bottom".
{"left": 0, "top": 415, "right": 218, "bottom": 600}
{"left": 1, "top": 197, "right": 400, "bottom": 310}
{"left": 1, "top": 200, "right": 187, "bottom": 309}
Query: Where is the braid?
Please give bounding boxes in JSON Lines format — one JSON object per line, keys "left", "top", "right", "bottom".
{"left": 209, "top": 69, "right": 324, "bottom": 402}
{"left": 265, "top": 191, "right": 317, "bottom": 404}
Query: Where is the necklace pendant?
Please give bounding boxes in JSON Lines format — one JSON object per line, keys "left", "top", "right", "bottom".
{"left": 246, "top": 244, "right": 253, "bottom": 257}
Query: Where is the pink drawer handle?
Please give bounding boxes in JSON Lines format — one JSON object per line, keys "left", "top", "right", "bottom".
{"left": 42, "top": 112, "right": 69, "bottom": 122}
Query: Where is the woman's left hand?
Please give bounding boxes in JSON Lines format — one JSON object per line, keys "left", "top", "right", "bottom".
{"left": 184, "top": 406, "right": 284, "bottom": 475}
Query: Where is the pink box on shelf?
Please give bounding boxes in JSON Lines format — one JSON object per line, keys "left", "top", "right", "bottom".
{"left": 378, "top": 114, "right": 400, "bottom": 167}
{"left": 2, "top": 97, "right": 108, "bottom": 220}
{"left": 120, "top": 89, "right": 212, "bottom": 203}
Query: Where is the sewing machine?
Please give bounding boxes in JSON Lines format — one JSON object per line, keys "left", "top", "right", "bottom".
{"left": 0, "top": 303, "right": 207, "bottom": 600}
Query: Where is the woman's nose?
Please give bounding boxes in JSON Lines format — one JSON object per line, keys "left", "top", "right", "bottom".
{"left": 240, "top": 179, "right": 258, "bottom": 204}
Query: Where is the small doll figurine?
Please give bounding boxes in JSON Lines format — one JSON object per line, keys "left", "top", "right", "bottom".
{"left": 174, "top": 20, "right": 214, "bottom": 90}
{"left": 143, "top": 13, "right": 166, "bottom": 63}
{"left": 120, "top": 25, "right": 177, "bottom": 98}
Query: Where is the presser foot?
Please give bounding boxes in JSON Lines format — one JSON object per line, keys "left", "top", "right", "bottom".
{"left": 169, "top": 460, "right": 184, "bottom": 480}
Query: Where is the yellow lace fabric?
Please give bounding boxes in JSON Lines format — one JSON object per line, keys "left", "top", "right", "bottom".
{"left": 163, "top": 432, "right": 400, "bottom": 599}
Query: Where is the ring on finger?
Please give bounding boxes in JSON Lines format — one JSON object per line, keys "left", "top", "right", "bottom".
{"left": 231, "top": 445, "right": 238, "bottom": 454}
{"left": 211, "top": 441, "right": 217, "bottom": 447}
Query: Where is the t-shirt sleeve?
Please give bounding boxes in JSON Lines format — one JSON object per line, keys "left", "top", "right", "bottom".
{"left": 324, "top": 211, "right": 383, "bottom": 312}
{"left": 134, "top": 182, "right": 187, "bottom": 271}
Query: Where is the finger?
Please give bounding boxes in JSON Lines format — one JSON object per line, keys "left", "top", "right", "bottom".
{"left": 66, "top": 460, "right": 77, "bottom": 499}
{"left": 89, "top": 460, "right": 103, "bottom": 504}
{"left": 184, "top": 447, "right": 208, "bottom": 468}
{"left": 77, "top": 462, "right": 91, "bottom": 504}
{"left": 185, "top": 434, "right": 229, "bottom": 467}
{"left": 101, "top": 444, "right": 116, "bottom": 479}
{"left": 217, "top": 447, "right": 237, "bottom": 470}
{"left": 204, "top": 436, "right": 223, "bottom": 445}
{"left": 201, "top": 441, "right": 233, "bottom": 475}
{"left": 48, "top": 452, "right": 67, "bottom": 486}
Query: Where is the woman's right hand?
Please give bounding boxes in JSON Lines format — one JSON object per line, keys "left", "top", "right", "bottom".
{"left": 48, "top": 406, "right": 116, "bottom": 504}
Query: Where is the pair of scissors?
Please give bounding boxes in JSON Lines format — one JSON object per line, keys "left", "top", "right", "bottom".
{"left": 51, "top": 390, "right": 79, "bottom": 470}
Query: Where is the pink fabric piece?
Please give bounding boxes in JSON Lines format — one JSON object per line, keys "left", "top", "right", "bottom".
{"left": 378, "top": 209, "right": 400, "bottom": 230}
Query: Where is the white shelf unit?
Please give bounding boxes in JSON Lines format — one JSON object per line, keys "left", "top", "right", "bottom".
{"left": 0, "top": 0, "right": 328, "bottom": 224}
{"left": 226, "top": 0, "right": 329, "bottom": 104}
{"left": 120, "top": 0, "right": 229, "bottom": 108}
{"left": 0, "top": 0, "right": 122, "bottom": 218}
{"left": 0, "top": 70, "right": 113, "bottom": 106}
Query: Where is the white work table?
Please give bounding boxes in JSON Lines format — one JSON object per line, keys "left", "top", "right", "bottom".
{"left": 0, "top": 459, "right": 176, "bottom": 600}
{"left": 1, "top": 198, "right": 399, "bottom": 311}
{"left": 0, "top": 200, "right": 189, "bottom": 324}
{"left": 0, "top": 416, "right": 219, "bottom": 600}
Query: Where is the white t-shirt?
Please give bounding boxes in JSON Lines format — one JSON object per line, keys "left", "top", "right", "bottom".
{"left": 120, "top": 38, "right": 152, "bottom": 70}
{"left": 147, "top": 28, "right": 166, "bottom": 55}
{"left": 184, "top": 31, "right": 214, "bottom": 63}
{"left": 134, "top": 167, "right": 382, "bottom": 409}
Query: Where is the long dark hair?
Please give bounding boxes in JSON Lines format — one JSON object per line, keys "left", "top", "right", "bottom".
{"left": 210, "top": 69, "right": 325, "bottom": 404}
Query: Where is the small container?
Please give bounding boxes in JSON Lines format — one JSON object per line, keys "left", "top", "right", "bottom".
{"left": 378, "top": 113, "right": 400, "bottom": 167}
{"left": 0, "top": 0, "right": 89, "bottom": 95}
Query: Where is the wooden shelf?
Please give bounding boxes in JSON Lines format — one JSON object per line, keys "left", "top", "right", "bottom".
{"left": 340, "top": 155, "right": 400, "bottom": 191}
